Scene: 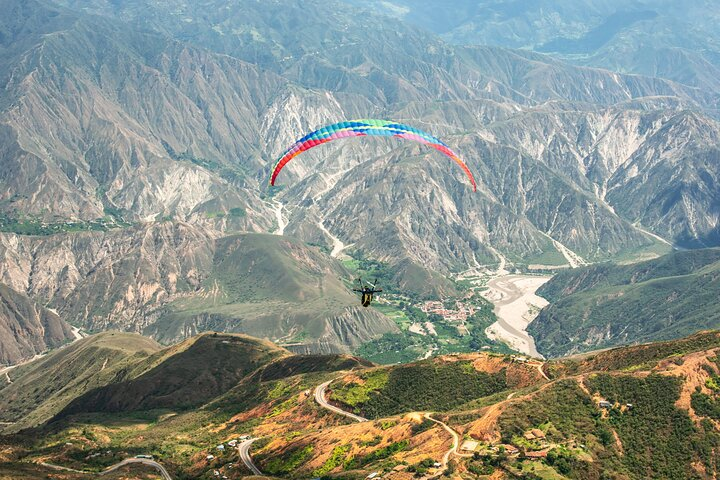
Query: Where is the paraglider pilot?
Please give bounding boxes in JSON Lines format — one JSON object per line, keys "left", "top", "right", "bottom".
{"left": 353, "top": 278, "right": 383, "bottom": 307}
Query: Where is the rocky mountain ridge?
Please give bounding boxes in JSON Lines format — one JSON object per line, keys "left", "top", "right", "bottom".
{"left": 0, "top": 0, "right": 718, "bottom": 360}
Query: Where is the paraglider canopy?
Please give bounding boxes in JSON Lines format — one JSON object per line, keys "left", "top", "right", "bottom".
{"left": 270, "top": 119, "right": 476, "bottom": 191}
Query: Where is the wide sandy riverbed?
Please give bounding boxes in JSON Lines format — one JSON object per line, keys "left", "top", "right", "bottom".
{"left": 482, "top": 274, "right": 551, "bottom": 358}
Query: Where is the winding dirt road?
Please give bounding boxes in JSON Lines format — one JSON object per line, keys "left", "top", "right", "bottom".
{"left": 536, "top": 361, "right": 550, "bottom": 380}
{"left": 418, "top": 413, "right": 476, "bottom": 479}
{"left": 313, "top": 378, "right": 468, "bottom": 477}
{"left": 425, "top": 414, "right": 473, "bottom": 466}
{"left": 40, "top": 462, "right": 87, "bottom": 474}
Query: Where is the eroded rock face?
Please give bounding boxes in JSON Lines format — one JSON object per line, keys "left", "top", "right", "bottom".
{"left": 0, "top": 227, "right": 398, "bottom": 354}
{"left": 0, "top": 283, "right": 74, "bottom": 365}
{"left": 3, "top": 0, "right": 718, "bottom": 262}
{"left": 0, "top": 222, "right": 216, "bottom": 333}
{"left": 1, "top": 0, "right": 719, "bottom": 361}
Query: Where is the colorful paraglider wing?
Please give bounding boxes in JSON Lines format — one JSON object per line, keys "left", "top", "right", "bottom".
{"left": 269, "top": 119, "right": 476, "bottom": 191}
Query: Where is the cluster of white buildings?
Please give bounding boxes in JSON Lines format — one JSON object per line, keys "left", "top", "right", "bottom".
{"left": 206, "top": 435, "right": 252, "bottom": 462}
{"left": 420, "top": 300, "right": 476, "bottom": 323}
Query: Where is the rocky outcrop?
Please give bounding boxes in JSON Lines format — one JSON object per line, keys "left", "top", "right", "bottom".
{"left": 0, "top": 283, "right": 74, "bottom": 365}
{"left": 0, "top": 222, "right": 216, "bottom": 332}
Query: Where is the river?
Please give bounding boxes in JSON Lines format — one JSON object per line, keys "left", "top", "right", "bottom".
{"left": 482, "top": 274, "right": 551, "bottom": 358}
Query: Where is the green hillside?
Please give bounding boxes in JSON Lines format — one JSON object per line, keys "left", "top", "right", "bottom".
{"left": 1, "top": 332, "right": 375, "bottom": 477}
{"left": 146, "top": 233, "right": 397, "bottom": 351}
{"left": 551, "top": 331, "right": 720, "bottom": 376}
{"left": 0, "top": 332, "right": 161, "bottom": 432}
{"left": 496, "top": 374, "right": 718, "bottom": 480}
{"left": 328, "top": 354, "right": 544, "bottom": 418}
{"left": 56, "top": 333, "right": 288, "bottom": 417}
{"left": 538, "top": 248, "right": 720, "bottom": 301}
{"left": 4, "top": 330, "right": 720, "bottom": 479}
{"left": 530, "top": 248, "right": 720, "bottom": 357}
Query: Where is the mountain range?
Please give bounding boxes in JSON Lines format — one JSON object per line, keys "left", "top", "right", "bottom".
{"left": 529, "top": 247, "right": 720, "bottom": 357}
{"left": 3, "top": 2, "right": 720, "bottom": 479}
{"left": 351, "top": 0, "right": 720, "bottom": 96}
{"left": 0, "top": 0, "right": 718, "bottom": 364}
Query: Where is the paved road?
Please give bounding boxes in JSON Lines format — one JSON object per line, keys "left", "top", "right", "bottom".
{"left": 41, "top": 458, "right": 172, "bottom": 479}
{"left": 101, "top": 458, "right": 172, "bottom": 479}
{"left": 238, "top": 438, "right": 263, "bottom": 476}
{"left": 314, "top": 380, "right": 368, "bottom": 422}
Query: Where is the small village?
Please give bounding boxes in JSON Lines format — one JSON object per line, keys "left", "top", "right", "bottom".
{"left": 415, "top": 300, "right": 478, "bottom": 336}
{"left": 355, "top": 393, "right": 637, "bottom": 480}
{"left": 419, "top": 300, "right": 477, "bottom": 323}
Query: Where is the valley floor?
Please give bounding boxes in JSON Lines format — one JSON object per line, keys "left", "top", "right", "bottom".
{"left": 483, "top": 274, "right": 550, "bottom": 358}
